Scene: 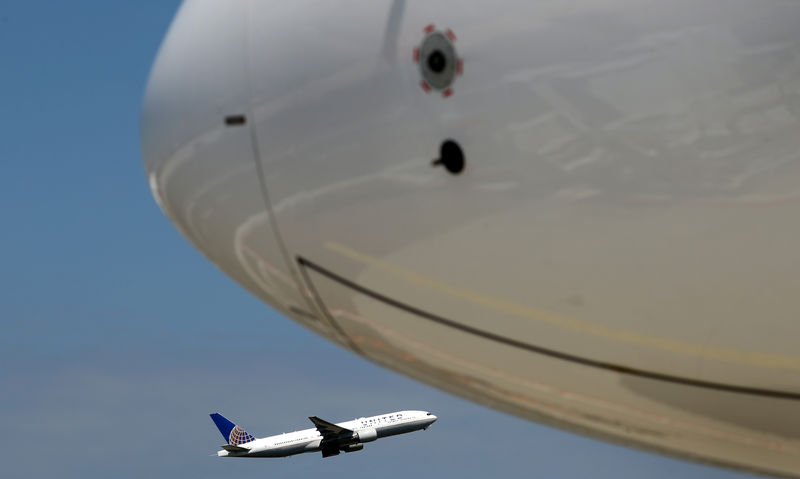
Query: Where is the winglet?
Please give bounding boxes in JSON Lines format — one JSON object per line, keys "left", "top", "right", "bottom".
{"left": 210, "top": 413, "right": 255, "bottom": 445}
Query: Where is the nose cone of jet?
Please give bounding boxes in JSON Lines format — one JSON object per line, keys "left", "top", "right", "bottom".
{"left": 426, "top": 413, "right": 438, "bottom": 426}
{"left": 140, "top": 1, "right": 250, "bottom": 214}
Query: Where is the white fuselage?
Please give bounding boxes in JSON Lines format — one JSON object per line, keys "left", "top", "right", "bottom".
{"left": 218, "top": 411, "right": 435, "bottom": 458}
{"left": 142, "top": 1, "right": 800, "bottom": 476}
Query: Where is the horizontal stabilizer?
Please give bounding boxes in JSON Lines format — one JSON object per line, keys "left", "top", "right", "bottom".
{"left": 221, "top": 444, "right": 250, "bottom": 453}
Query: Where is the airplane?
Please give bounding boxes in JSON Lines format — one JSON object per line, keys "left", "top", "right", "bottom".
{"left": 141, "top": 0, "right": 800, "bottom": 476}
{"left": 210, "top": 411, "right": 437, "bottom": 458}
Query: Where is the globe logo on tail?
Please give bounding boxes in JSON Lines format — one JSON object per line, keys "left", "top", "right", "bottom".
{"left": 229, "top": 425, "right": 255, "bottom": 445}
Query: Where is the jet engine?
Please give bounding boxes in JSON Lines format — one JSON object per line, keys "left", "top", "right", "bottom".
{"left": 355, "top": 428, "right": 377, "bottom": 443}
{"left": 341, "top": 443, "right": 364, "bottom": 453}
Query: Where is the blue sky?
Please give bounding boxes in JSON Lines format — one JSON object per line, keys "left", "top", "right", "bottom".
{"left": 0, "top": 2, "right": 759, "bottom": 478}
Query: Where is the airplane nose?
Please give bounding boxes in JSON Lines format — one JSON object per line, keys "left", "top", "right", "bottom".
{"left": 139, "top": 0, "right": 319, "bottom": 325}
{"left": 140, "top": 0, "right": 251, "bottom": 213}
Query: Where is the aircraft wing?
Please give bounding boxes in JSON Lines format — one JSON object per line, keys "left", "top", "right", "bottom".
{"left": 309, "top": 416, "right": 353, "bottom": 439}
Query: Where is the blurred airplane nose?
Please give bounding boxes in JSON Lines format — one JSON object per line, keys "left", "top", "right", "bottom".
{"left": 140, "top": 0, "right": 250, "bottom": 204}
{"left": 138, "top": 0, "right": 319, "bottom": 324}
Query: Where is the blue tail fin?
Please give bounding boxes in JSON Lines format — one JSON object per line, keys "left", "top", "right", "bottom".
{"left": 210, "top": 413, "right": 255, "bottom": 445}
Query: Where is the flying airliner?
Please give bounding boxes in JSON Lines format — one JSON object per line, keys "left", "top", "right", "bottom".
{"left": 141, "top": 0, "right": 800, "bottom": 476}
{"left": 210, "top": 411, "right": 436, "bottom": 458}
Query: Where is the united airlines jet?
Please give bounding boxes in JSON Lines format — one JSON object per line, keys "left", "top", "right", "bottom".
{"left": 210, "top": 411, "right": 437, "bottom": 458}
